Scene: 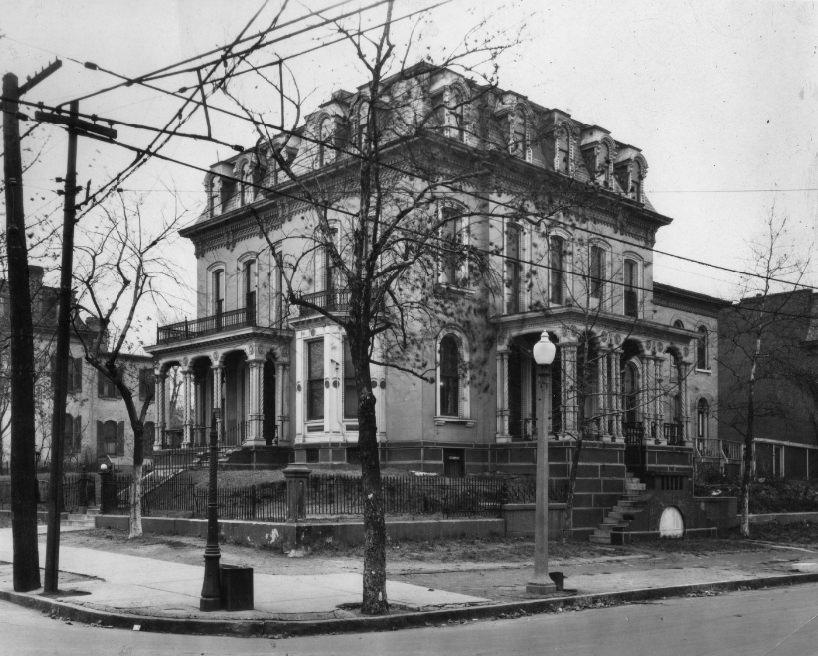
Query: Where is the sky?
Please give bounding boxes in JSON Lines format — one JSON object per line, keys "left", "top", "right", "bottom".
{"left": 1, "top": 0, "right": 817, "bottom": 338}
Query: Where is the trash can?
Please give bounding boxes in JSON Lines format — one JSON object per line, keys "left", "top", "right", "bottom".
{"left": 220, "top": 565, "right": 254, "bottom": 611}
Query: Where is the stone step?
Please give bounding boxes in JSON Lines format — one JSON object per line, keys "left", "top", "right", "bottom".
{"left": 589, "top": 533, "right": 611, "bottom": 544}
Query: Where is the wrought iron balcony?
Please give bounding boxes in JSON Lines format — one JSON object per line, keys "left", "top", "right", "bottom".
{"left": 298, "top": 290, "right": 351, "bottom": 317}
{"left": 663, "top": 423, "right": 684, "bottom": 446}
{"left": 156, "top": 307, "right": 259, "bottom": 345}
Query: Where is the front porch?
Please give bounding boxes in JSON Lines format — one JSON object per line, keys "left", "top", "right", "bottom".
{"left": 147, "top": 314, "right": 294, "bottom": 451}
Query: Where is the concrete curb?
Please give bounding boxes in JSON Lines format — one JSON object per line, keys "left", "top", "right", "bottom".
{"left": 2, "top": 572, "right": 818, "bottom": 637}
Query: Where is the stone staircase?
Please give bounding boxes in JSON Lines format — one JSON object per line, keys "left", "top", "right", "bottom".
{"left": 589, "top": 473, "right": 648, "bottom": 545}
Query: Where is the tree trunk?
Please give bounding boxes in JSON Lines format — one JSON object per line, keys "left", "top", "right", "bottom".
{"left": 3, "top": 72, "right": 41, "bottom": 592}
{"left": 127, "top": 400, "right": 145, "bottom": 539}
{"left": 358, "top": 389, "right": 388, "bottom": 614}
{"left": 739, "top": 340, "right": 760, "bottom": 538}
{"left": 129, "top": 462, "right": 143, "bottom": 539}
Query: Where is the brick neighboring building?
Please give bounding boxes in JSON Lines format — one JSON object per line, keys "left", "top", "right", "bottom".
{"left": 147, "top": 63, "right": 727, "bottom": 536}
{"left": 719, "top": 289, "right": 818, "bottom": 480}
{"left": 0, "top": 266, "right": 153, "bottom": 471}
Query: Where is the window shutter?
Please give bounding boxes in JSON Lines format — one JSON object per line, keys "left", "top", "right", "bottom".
{"left": 74, "top": 415, "right": 82, "bottom": 453}
{"left": 96, "top": 420, "right": 104, "bottom": 458}
{"left": 98, "top": 371, "right": 105, "bottom": 397}
{"left": 117, "top": 421, "right": 125, "bottom": 456}
{"left": 73, "top": 358, "right": 83, "bottom": 393}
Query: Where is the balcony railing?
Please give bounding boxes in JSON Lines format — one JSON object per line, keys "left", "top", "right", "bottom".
{"left": 663, "top": 423, "right": 684, "bottom": 446}
{"left": 298, "top": 290, "right": 351, "bottom": 317}
{"left": 623, "top": 422, "right": 644, "bottom": 445}
{"left": 156, "top": 307, "right": 260, "bottom": 345}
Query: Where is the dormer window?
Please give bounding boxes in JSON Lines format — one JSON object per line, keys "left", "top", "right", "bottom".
{"left": 598, "top": 142, "right": 611, "bottom": 187}
{"left": 631, "top": 160, "right": 643, "bottom": 202}
{"left": 442, "top": 86, "right": 467, "bottom": 142}
{"left": 317, "top": 116, "right": 334, "bottom": 167}
{"left": 510, "top": 107, "right": 531, "bottom": 161}
{"left": 240, "top": 162, "right": 253, "bottom": 206}
{"left": 556, "top": 127, "right": 570, "bottom": 173}
{"left": 209, "top": 176, "right": 222, "bottom": 217}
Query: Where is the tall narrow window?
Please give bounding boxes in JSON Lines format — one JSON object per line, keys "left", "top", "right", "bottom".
{"left": 439, "top": 206, "right": 464, "bottom": 286}
{"left": 590, "top": 245, "right": 605, "bottom": 299}
{"left": 212, "top": 269, "right": 224, "bottom": 318}
{"left": 511, "top": 108, "right": 529, "bottom": 160}
{"left": 696, "top": 326, "right": 709, "bottom": 370}
{"left": 439, "top": 335, "right": 460, "bottom": 417}
{"left": 623, "top": 259, "right": 638, "bottom": 318}
{"left": 306, "top": 339, "right": 325, "bottom": 421}
{"left": 343, "top": 340, "right": 357, "bottom": 420}
{"left": 244, "top": 259, "right": 256, "bottom": 324}
{"left": 506, "top": 224, "right": 522, "bottom": 314}
{"left": 549, "top": 235, "right": 565, "bottom": 305}
{"left": 631, "top": 161, "right": 643, "bottom": 202}
{"left": 138, "top": 368, "right": 154, "bottom": 401}
{"left": 697, "top": 399, "right": 709, "bottom": 439}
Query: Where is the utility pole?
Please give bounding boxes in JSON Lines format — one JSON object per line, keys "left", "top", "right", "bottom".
{"left": 35, "top": 103, "right": 116, "bottom": 594}
{"left": 2, "top": 60, "right": 61, "bottom": 592}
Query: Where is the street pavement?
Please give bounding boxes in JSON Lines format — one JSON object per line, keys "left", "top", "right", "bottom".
{"left": 0, "top": 524, "right": 817, "bottom": 637}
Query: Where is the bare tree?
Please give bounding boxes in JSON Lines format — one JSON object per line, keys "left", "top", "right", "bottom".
{"left": 214, "top": 4, "right": 518, "bottom": 614}
{"left": 718, "top": 210, "right": 811, "bottom": 536}
{"left": 72, "top": 195, "right": 183, "bottom": 538}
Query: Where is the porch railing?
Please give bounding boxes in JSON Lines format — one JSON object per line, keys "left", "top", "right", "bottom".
{"left": 622, "top": 422, "right": 644, "bottom": 445}
{"left": 663, "top": 423, "right": 684, "bottom": 446}
{"left": 156, "top": 307, "right": 261, "bottom": 345}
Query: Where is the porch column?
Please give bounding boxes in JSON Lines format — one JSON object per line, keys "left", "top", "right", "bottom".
{"left": 495, "top": 349, "right": 510, "bottom": 441}
{"left": 276, "top": 362, "right": 290, "bottom": 443}
{"left": 562, "top": 343, "right": 577, "bottom": 437}
{"left": 612, "top": 351, "right": 623, "bottom": 441}
{"left": 212, "top": 365, "right": 224, "bottom": 443}
{"left": 192, "top": 374, "right": 203, "bottom": 447}
{"left": 653, "top": 357, "right": 664, "bottom": 444}
{"left": 246, "top": 358, "right": 265, "bottom": 446}
{"left": 182, "top": 367, "right": 192, "bottom": 447}
{"left": 599, "top": 351, "right": 610, "bottom": 441}
{"left": 642, "top": 356, "right": 655, "bottom": 442}
{"left": 154, "top": 369, "right": 166, "bottom": 449}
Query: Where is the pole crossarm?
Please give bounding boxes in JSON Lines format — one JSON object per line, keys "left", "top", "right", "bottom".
{"left": 34, "top": 111, "right": 117, "bottom": 140}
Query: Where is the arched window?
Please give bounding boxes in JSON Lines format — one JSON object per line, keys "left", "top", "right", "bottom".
{"left": 211, "top": 268, "right": 225, "bottom": 318}
{"left": 697, "top": 399, "right": 709, "bottom": 439}
{"left": 590, "top": 244, "right": 606, "bottom": 299}
{"left": 438, "top": 334, "right": 460, "bottom": 417}
{"left": 549, "top": 235, "right": 565, "bottom": 305}
{"left": 623, "top": 258, "right": 639, "bottom": 318}
{"left": 598, "top": 141, "right": 611, "bottom": 187}
{"left": 97, "top": 419, "right": 123, "bottom": 457}
{"left": 438, "top": 204, "right": 469, "bottom": 287}
{"left": 506, "top": 223, "right": 523, "bottom": 314}
{"left": 621, "top": 360, "right": 640, "bottom": 426}
{"left": 673, "top": 320, "right": 684, "bottom": 329}
{"left": 243, "top": 259, "right": 256, "bottom": 323}
{"left": 696, "top": 326, "right": 709, "bottom": 370}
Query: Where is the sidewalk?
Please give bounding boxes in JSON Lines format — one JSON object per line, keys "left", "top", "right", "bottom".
{"left": 0, "top": 525, "right": 817, "bottom": 637}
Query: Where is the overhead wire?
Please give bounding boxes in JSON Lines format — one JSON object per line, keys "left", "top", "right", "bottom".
{"left": 12, "top": 90, "right": 816, "bottom": 298}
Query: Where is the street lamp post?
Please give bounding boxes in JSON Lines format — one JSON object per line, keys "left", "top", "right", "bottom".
{"left": 200, "top": 409, "right": 221, "bottom": 611}
{"left": 527, "top": 330, "right": 557, "bottom": 595}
